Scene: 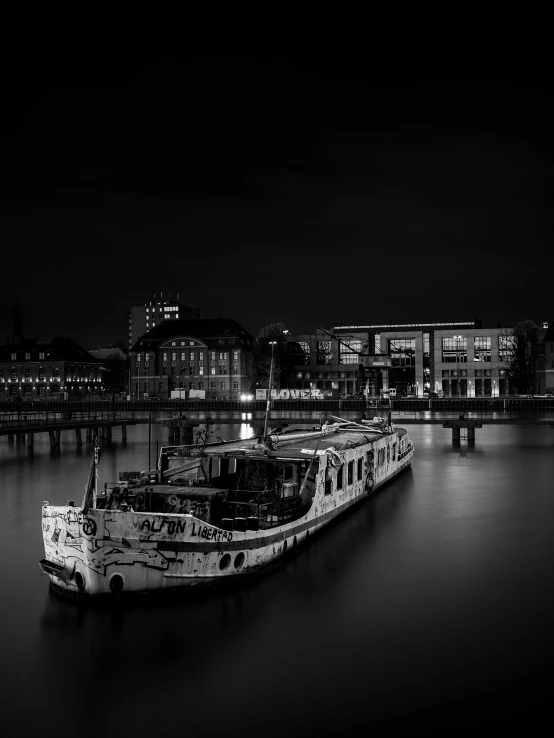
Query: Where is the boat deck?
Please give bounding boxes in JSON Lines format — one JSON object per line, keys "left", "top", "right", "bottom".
{"left": 200, "top": 424, "right": 407, "bottom": 458}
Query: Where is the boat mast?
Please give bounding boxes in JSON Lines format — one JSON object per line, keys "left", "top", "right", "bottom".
{"left": 82, "top": 439, "right": 101, "bottom": 514}
{"left": 262, "top": 340, "right": 277, "bottom": 439}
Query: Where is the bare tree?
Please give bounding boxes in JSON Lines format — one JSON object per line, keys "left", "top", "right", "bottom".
{"left": 255, "top": 323, "right": 290, "bottom": 389}
{"left": 501, "top": 320, "right": 538, "bottom": 394}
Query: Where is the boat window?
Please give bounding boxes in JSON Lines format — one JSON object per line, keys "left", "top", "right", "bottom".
{"left": 357, "top": 457, "right": 363, "bottom": 480}
{"left": 325, "top": 478, "right": 332, "bottom": 496}
{"left": 348, "top": 461, "right": 354, "bottom": 485}
{"left": 337, "top": 465, "right": 343, "bottom": 490}
{"left": 392, "top": 443, "right": 396, "bottom": 461}
{"left": 387, "top": 446, "right": 390, "bottom": 463}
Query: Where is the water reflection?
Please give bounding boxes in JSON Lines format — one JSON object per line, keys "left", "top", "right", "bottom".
{"left": 2, "top": 421, "right": 554, "bottom": 732}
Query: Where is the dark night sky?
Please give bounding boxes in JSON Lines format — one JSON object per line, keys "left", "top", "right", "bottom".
{"left": 1, "top": 19, "right": 552, "bottom": 347}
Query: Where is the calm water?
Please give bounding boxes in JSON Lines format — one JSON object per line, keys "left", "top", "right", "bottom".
{"left": 1, "top": 421, "right": 553, "bottom": 733}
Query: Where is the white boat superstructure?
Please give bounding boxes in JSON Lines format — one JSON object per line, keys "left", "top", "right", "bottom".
{"left": 39, "top": 416, "right": 413, "bottom": 597}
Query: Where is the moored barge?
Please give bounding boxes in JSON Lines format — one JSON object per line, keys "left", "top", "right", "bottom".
{"left": 39, "top": 416, "right": 413, "bottom": 597}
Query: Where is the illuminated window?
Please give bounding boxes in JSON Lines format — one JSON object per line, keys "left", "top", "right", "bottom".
{"left": 339, "top": 339, "right": 364, "bottom": 365}
{"left": 11, "top": 353, "right": 16, "bottom": 360}
{"left": 39, "top": 352, "right": 45, "bottom": 360}
{"left": 390, "top": 338, "right": 416, "bottom": 367}
{"left": 498, "top": 335, "right": 515, "bottom": 363}
{"left": 474, "top": 337, "right": 491, "bottom": 362}
{"left": 211, "top": 367, "right": 216, "bottom": 375}
{"left": 442, "top": 337, "right": 467, "bottom": 363}
{"left": 316, "top": 341, "right": 334, "bottom": 364}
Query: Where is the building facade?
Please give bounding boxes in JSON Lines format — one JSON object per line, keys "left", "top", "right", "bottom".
{"left": 127, "top": 293, "right": 200, "bottom": 348}
{"left": 0, "top": 337, "right": 104, "bottom": 399}
{"left": 129, "top": 319, "right": 255, "bottom": 399}
{"left": 286, "top": 320, "right": 530, "bottom": 398}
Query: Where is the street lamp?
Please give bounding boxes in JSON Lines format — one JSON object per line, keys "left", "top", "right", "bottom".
{"left": 263, "top": 341, "right": 277, "bottom": 438}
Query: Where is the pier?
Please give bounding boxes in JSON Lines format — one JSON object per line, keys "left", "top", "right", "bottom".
{"left": 0, "top": 410, "right": 144, "bottom": 450}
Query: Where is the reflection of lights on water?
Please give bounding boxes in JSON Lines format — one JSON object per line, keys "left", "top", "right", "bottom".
{"left": 241, "top": 412, "right": 252, "bottom": 420}
{"left": 240, "top": 423, "right": 255, "bottom": 440}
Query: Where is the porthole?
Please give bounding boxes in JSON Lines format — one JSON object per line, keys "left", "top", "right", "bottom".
{"left": 234, "top": 552, "right": 245, "bottom": 569}
{"left": 75, "top": 571, "right": 85, "bottom": 592}
{"left": 109, "top": 574, "right": 124, "bottom": 595}
{"left": 219, "top": 553, "right": 231, "bottom": 571}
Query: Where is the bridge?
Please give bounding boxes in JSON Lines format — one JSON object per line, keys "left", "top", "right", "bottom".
{"left": 2, "top": 399, "right": 553, "bottom": 448}
{"left": 0, "top": 410, "right": 145, "bottom": 449}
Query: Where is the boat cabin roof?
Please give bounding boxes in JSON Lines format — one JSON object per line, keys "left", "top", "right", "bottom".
{"left": 201, "top": 425, "right": 407, "bottom": 461}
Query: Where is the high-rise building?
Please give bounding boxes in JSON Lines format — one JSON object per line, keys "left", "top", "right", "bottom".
{"left": 127, "top": 293, "right": 200, "bottom": 348}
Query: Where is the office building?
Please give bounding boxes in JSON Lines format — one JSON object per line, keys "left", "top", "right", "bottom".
{"left": 286, "top": 320, "right": 529, "bottom": 397}
{"left": 127, "top": 293, "right": 200, "bottom": 348}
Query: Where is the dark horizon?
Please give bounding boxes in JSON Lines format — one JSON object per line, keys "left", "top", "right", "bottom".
{"left": 1, "top": 21, "right": 552, "bottom": 347}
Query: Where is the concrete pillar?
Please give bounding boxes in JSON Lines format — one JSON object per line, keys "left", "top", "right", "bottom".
{"left": 467, "top": 427, "right": 475, "bottom": 443}
{"left": 86, "top": 427, "right": 92, "bottom": 440}
{"left": 27, "top": 432, "right": 34, "bottom": 447}
{"left": 75, "top": 428, "right": 82, "bottom": 446}
{"left": 49, "top": 430, "right": 56, "bottom": 449}
{"left": 8, "top": 435, "right": 14, "bottom": 444}
{"left": 452, "top": 427, "right": 461, "bottom": 442}
{"left": 121, "top": 425, "right": 127, "bottom": 441}
{"left": 55, "top": 430, "right": 61, "bottom": 447}
{"left": 17, "top": 433, "right": 25, "bottom": 443}
{"left": 105, "top": 426, "right": 112, "bottom": 442}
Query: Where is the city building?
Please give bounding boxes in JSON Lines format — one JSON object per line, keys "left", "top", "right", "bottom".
{"left": 1, "top": 299, "right": 104, "bottom": 399}
{"left": 536, "top": 321, "right": 554, "bottom": 395}
{"left": 127, "top": 293, "right": 200, "bottom": 348}
{"left": 129, "top": 319, "right": 255, "bottom": 399}
{"left": 0, "top": 337, "right": 104, "bottom": 399}
{"left": 286, "top": 320, "right": 527, "bottom": 397}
